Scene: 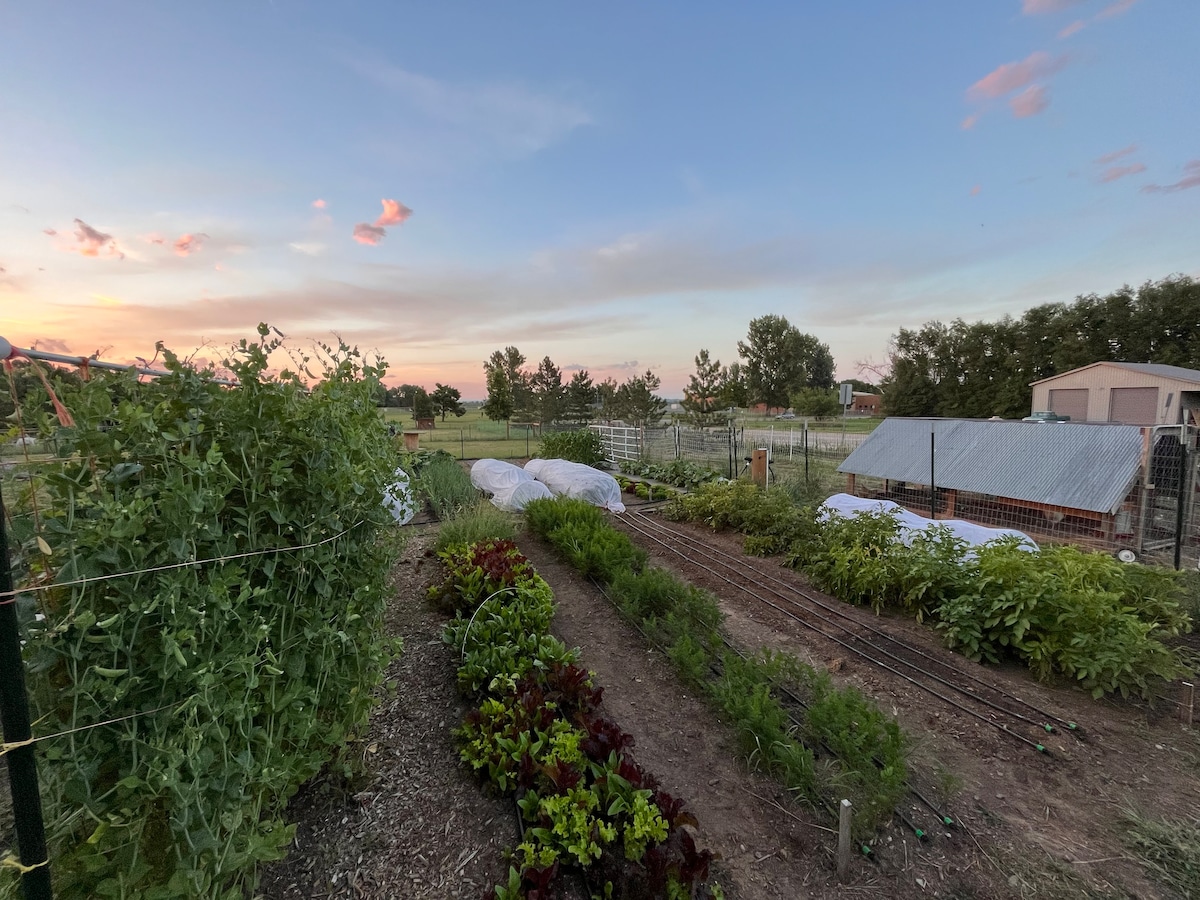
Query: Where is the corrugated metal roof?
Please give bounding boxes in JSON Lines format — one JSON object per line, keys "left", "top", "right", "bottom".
{"left": 837, "top": 419, "right": 1145, "bottom": 514}
{"left": 1105, "top": 362, "right": 1200, "bottom": 384}
{"left": 1031, "top": 361, "right": 1200, "bottom": 386}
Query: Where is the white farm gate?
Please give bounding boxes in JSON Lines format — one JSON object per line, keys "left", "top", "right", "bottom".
{"left": 589, "top": 425, "right": 642, "bottom": 464}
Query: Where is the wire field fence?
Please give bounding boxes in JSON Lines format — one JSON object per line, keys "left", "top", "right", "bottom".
{"left": 1, "top": 336, "right": 401, "bottom": 899}
{"left": 591, "top": 423, "right": 864, "bottom": 490}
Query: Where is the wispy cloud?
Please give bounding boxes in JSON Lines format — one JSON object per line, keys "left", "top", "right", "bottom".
{"left": 1058, "top": 19, "right": 1086, "bottom": 38}
{"left": 352, "top": 222, "right": 387, "bottom": 245}
{"left": 312, "top": 199, "right": 327, "bottom": 209}
{"left": 59, "top": 218, "right": 125, "bottom": 260}
{"left": 1094, "top": 144, "right": 1137, "bottom": 165}
{"left": 289, "top": 241, "right": 327, "bottom": 256}
{"left": 374, "top": 199, "right": 412, "bottom": 227}
{"left": 970, "top": 184, "right": 982, "bottom": 196}
{"left": 968, "top": 52, "right": 1067, "bottom": 101}
{"left": 1141, "top": 160, "right": 1200, "bottom": 194}
{"left": 960, "top": 113, "right": 980, "bottom": 131}
{"left": 1098, "top": 162, "right": 1146, "bottom": 183}
{"left": 173, "top": 233, "right": 208, "bottom": 256}
{"left": 1021, "top": 0, "right": 1086, "bottom": 13}
{"left": 342, "top": 55, "right": 591, "bottom": 157}
{"left": 1096, "top": 0, "right": 1139, "bottom": 19}
{"left": 43, "top": 228, "right": 57, "bottom": 236}
{"left": 1010, "top": 84, "right": 1051, "bottom": 118}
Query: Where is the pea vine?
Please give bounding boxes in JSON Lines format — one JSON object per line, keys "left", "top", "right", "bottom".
{"left": 5, "top": 327, "right": 400, "bottom": 899}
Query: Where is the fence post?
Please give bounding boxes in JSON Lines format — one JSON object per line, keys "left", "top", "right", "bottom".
{"left": 930, "top": 427, "right": 937, "bottom": 519}
{"left": 837, "top": 798, "right": 853, "bottom": 882}
{"left": 0, "top": 491, "right": 53, "bottom": 900}
{"left": 1174, "top": 423, "right": 1187, "bottom": 570}
{"left": 804, "top": 424, "right": 809, "bottom": 484}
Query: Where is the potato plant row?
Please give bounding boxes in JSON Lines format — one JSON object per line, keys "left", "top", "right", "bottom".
{"left": 668, "top": 481, "right": 1194, "bottom": 698}
{"left": 429, "top": 537, "right": 725, "bottom": 899}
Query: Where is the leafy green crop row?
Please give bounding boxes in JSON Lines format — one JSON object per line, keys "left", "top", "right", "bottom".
{"left": 524, "top": 498, "right": 909, "bottom": 838}
{"left": 536, "top": 429, "right": 606, "bottom": 466}
{"left": 669, "top": 481, "right": 1193, "bottom": 698}
{"left": 8, "top": 328, "right": 400, "bottom": 899}
{"left": 617, "top": 458, "right": 723, "bottom": 490}
{"left": 431, "top": 537, "right": 723, "bottom": 899}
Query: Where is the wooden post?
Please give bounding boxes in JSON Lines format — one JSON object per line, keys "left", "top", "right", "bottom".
{"left": 847, "top": 473, "right": 857, "bottom": 494}
{"left": 402, "top": 431, "right": 421, "bottom": 451}
{"left": 944, "top": 489, "right": 957, "bottom": 519}
{"left": 750, "top": 448, "right": 768, "bottom": 488}
{"left": 837, "top": 798, "right": 852, "bottom": 883}
{"left": 1181, "top": 682, "right": 1195, "bottom": 727}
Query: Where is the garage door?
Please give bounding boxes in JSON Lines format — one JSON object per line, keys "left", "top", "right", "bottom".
{"left": 1048, "top": 388, "right": 1088, "bottom": 421}
{"left": 1108, "top": 387, "right": 1158, "bottom": 424}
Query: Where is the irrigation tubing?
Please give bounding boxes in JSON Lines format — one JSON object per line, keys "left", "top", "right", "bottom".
{"left": 617, "top": 512, "right": 1053, "bottom": 755}
{"left": 629, "top": 510, "right": 1081, "bottom": 737}
{"left": 584, "top": 572, "right": 951, "bottom": 842}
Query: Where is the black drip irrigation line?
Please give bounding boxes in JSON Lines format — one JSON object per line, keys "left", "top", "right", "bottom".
{"left": 618, "top": 513, "right": 1053, "bottom": 755}
{"left": 631, "top": 511, "right": 1082, "bottom": 738}
{"left": 584, "top": 566, "right": 949, "bottom": 848}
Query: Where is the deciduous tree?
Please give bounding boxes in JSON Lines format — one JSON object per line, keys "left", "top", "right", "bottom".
{"left": 430, "top": 383, "right": 466, "bottom": 421}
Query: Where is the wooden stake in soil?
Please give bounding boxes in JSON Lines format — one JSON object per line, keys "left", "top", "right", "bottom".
{"left": 837, "top": 799, "right": 853, "bottom": 883}
{"left": 1180, "top": 682, "right": 1194, "bottom": 727}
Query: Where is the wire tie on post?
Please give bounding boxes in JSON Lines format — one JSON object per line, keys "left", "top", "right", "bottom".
{"left": 0, "top": 854, "right": 49, "bottom": 874}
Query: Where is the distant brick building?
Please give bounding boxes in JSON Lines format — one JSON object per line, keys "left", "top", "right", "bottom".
{"left": 851, "top": 392, "right": 880, "bottom": 414}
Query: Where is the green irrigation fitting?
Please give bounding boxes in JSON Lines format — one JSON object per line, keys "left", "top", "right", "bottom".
{"left": 942, "top": 815, "right": 955, "bottom": 827}
{"left": 1067, "top": 722, "right": 1078, "bottom": 730}
{"left": 1035, "top": 743, "right": 1046, "bottom": 753}
{"left": 860, "top": 844, "right": 874, "bottom": 859}
{"left": 1044, "top": 724, "right": 1054, "bottom": 733}
{"left": 913, "top": 827, "right": 927, "bottom": 841}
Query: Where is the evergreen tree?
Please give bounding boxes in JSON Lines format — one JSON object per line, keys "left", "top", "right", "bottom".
{"left": 564, "top": 370, "right": 597, "bottom": 424}
{"left": 682, "top": 349, "right": 724, "bottom": 426}
{"left": 529, "top": 356, "right": 566, "bottom": 424}
{"left": 430, "top": 383, "right": 466, "bottom": 421}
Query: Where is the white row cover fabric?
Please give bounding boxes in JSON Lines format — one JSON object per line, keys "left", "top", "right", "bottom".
{"left": 383, "top": 468, "right": 419, "bottom": 525}
{"left": 471, "top": 458, "right": 534, "bottom": 493}
{"left": 819, "top": 493, "right": 1036, "bottom": 552}
{"left": 492, "top": 479, "right": 555, "bottom": 512}
{"left": 525, "top": 458, "right": 626, "bottom": 513}
{"left": 469, "top": 458, "right": 554, "bottom": 511}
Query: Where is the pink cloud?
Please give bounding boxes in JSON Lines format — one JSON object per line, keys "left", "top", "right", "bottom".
{"left": 1097, "top": 0, "right": 1139, "bottom": 19}
{"left": 1010, "top": 84, "right": 1050, "bottom": 118}
{"left": 1058, "top": 19, "right": 1086, "bottom": 38}
{"left": 970, "top": 184, "right": 982, "bottom": 196}
{"left": 353, "top": 223, "right": 387, "bottom": 245}
{"left": 374, "top": 199, "right": 413, "bottom": 227}
{"left": 961, "top": 113, "right": 979, "bottom": 130}
{"left": 1021, "top": 0, "right": 1086, "bottom": 13}
{"left": 43, "top": 228, "right": 57, "bottom": 236}
{"left": 1098, "top": 162, "right": 1146, "bottom": 183}
{"left": 1141, "top": 160, "right": 1200, "bottom": 194}
{"left": 968, "top": 52, "right": 1067, "bottom": 101}
{"left": 312, "top": 199, "right": 327, "bottom": 209}
{"left": 173, "top": 233, "right": 208, "bottom": 256}
{"left": 143, "top": 233, "right": 167, "bottom": 245}
{"left": 70, "top": 219, "right": 124, "bottom": 260}
{"left": 1094, "top": 144, "right": 1137, "bottom": 165}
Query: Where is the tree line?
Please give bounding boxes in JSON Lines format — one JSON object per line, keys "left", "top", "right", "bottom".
{"left": 481, "top": 347, "right": 667, "bottom": 432}
{"left": 880, "top": 274, "right": 1200, "bottom": 419}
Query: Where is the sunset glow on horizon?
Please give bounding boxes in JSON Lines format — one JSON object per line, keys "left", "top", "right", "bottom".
{"left": 3, "top": 2, "right": 1198, "bottom": 400}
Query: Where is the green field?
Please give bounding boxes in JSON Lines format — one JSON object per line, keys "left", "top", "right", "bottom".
{"left": 381, "top": 407, "right": 538, "bottom": 459}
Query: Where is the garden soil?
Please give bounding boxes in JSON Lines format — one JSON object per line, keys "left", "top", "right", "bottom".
{"left": 258, "top": 512, "right": 1200, "bottom": 900}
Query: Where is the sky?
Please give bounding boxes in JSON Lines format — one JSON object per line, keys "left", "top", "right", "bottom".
{"left": 1, "top": 1, "right": 1198, "bottom": 399}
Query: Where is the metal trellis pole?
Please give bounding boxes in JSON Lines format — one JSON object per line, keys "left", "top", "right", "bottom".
{"left": 0, "top": 490, "right": 53, "bottom": 899}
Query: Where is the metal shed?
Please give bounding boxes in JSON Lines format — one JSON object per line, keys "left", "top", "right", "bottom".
{"left": 837, "top": 418, "right": 1198, "bottom": 561}
{"left": 1030, "top": 362, "right": 1200, "bottom": 426}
